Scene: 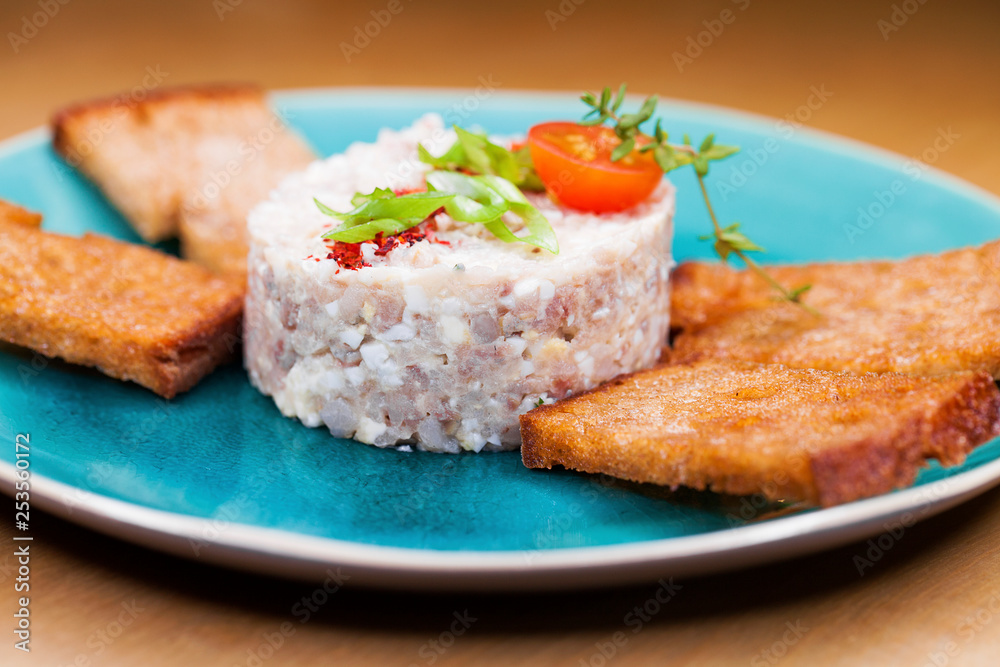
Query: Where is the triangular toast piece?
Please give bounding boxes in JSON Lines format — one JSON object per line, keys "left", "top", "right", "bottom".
{"left": 669, "top": 241, "right": 1000, "bottom": 378}
{"left": 0, "top": 218, "right": 243, "bottom": 398}
{"left": 521, "top": 360, "right": 1000, "bottom": 507}
{"left": 52, "top": 84, "right": 315, "bottom": 277}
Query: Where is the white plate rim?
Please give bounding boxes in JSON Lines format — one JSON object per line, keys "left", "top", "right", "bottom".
{"left": 2, "top": 457, "right": 998, "bottom": 591}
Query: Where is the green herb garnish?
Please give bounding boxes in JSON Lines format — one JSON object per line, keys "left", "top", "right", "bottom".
{"left": 314, "top": 190, "right": 452, "bottom": 243}
{"left": 317, "top": 172, "right": 558, "bottom": 254}
{"left": 582, "top": 84, "right": 815, "bottom": 311}
{"left": 418, "top": 126, "right": 544, "bottom": 191}
{"left": 427, "top": 171, "right": 557, "bottom": 253}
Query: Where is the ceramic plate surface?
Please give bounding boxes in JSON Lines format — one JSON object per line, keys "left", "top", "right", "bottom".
{"left": 2, "top": 88, "right": 1000, "bottom": 590}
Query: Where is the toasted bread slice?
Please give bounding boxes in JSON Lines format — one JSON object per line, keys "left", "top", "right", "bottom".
{"left": 0, "top": 219, "right": 243, "bottom": 398}
{"left": 0, "top": 200, "right": 42, "bottom": 227}
{"left": 176, "top": 146, "right": 312, "bottom": 277}
{"left": 521, "top": 360, "right": 1000, "bottom": 507}
{"left": 52, "top": 84, "right": 315, "bottom": 276}
{"left": 670, "top": 240, "right": 1000, "bottom": 377}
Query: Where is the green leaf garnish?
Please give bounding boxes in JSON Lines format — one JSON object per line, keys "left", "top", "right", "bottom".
{"left": 716, "top": 223, "right": 766, "bottom": 254}
{"left": 611, "top": 83, "right": 627, "bottom": 113}
{"left": 323, "top": 218, "right": 418, "bottom": 244}
{"left": 317, "top": 174, "right": 558, "bottom": 255}
{"left": 427, "top": 172, "right": 558, "bottom": 254}
{"left": 313, "top": 197, "right": 339, "bottom": 217}
{"left": 350, "top": 187, "right": 395, "bottom": 207}
{"left": 418, "top": 126, "right": 544, "bottom": 191}
{"left": 702, "top": 143, "right": 740, "bottom": 161}
{"left": 699, "top": 223, "right": 765, "bottom": 260}
{"left": 580, "top": 83, "right": 818, "bottom": 314}
{"left": 319, "top": 191, "right": 453, "bottom": 242}
{"left": 653, "top": 118, "right": 666, "bottom": 144}
{"left": 787, "top": 284, "right": 812, "bottom": 302}
{"left": 693, "top": 155, "right": 710, "bottom": 177}
{"left": 610, "top": 137, "right": 635, "bottom": 162}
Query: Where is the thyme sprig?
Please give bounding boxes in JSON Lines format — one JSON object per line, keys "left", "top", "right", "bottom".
{"left": 582, "top": 85, "right": 815, "bottom": 311}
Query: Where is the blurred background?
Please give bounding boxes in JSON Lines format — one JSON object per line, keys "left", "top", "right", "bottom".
{"left": 2, "top": 0, "right": 999, "bottom": 192}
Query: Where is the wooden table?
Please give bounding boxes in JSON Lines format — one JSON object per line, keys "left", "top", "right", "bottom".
{"left": 3, "top": 0, "right": 1000, "bottom": 664}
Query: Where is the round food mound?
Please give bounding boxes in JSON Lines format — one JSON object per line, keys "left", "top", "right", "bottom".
{"left": 245, "top": 115, "right": 675, "bottom": 452}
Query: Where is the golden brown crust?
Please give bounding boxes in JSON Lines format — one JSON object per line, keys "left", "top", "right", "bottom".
{"left": 669, "top": 260, "right": 747, "bottom": 333}
{"left": 0, "top": 220, "right": 244, "bottom": 398}
{"left": 51, "top": 83, "right": 264, "bottom": 158}
{"left": 50, "top": 82, "right": 315, "bottom": 270}
{"left": 0, "top": 200, "right": 42, "bottom": 227}
{"left": 178, "top": 220, "right": 249, "bottom": 282}
{"left": 670, "top": 240, "right": 1000, "bottom": 378}
{"left": 520, "top": 360, "right": 1000, "bottom": 507}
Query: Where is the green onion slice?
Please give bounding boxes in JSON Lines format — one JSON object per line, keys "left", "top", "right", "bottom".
{"left": 317, "top": 173, "right": 558, "bottom": 254}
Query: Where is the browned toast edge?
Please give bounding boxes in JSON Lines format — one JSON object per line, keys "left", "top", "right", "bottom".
{"left": 0, "top": 200, "right": 43, "bottom": 227}
{"left": 521, "top": 365, "right": 1000, "bottom": 507}
{"left": 138, "top": 287, "right": 244, "bottom": 399}
{"left": 50, "top": 82, "right": 265, "bottom": 161}
{"left": 810, "top": 370, "right": 1000, "bottom": 506}
{"left": 0, "top": 222, "right": 245, "bottom": 399}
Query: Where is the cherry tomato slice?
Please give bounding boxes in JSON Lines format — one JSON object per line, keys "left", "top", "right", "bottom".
{"left": 527, "top": 122, "right": 662, "bottom": 213}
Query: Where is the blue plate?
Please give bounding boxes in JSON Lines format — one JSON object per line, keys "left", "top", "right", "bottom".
{"left": 2, "top": 88, "right": 1000, "bottom": 590}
